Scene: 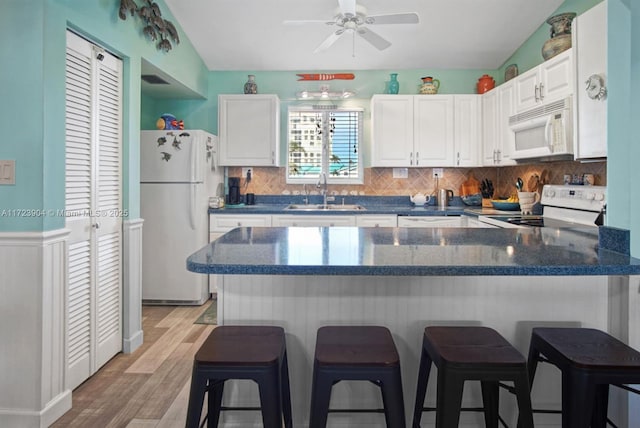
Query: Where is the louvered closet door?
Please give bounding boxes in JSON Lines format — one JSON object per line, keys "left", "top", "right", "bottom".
{"left": 65, "top": 30, "right": 122, "bottom": 390}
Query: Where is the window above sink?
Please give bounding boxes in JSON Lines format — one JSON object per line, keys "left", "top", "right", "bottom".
{"left": 287, "top": 107, "right": 363, "bottom": 185}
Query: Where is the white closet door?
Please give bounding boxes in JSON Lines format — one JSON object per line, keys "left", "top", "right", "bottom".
{"left": 65, "top": 30, "right": 122, "bottom": 390}
{"left": 94, "top": 43, "right": 123, "bottom": 369}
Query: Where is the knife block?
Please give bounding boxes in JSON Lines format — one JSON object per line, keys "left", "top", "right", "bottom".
{"left": 482, "top": 198, "right": 493, "bottom": 208}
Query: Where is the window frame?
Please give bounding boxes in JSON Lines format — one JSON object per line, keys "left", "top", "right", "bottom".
{"left": 286, "top": 105, "right": 364, "bottom": 185}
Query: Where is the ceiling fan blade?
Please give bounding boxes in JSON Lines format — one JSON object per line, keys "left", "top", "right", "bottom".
{"left": 338, "top": 0, "right": 356, "bottom": 17}
{"left": 357, "top": 27, "right": 391, "bottom": 50}
{"left": 314, "top": 29, "right": 345, "bottom": 53}
{"left": 283, "top": 19, "right": 334, "bottom": 26}
{"left": 366, "top": 12, "right": 419, "bottom": 25}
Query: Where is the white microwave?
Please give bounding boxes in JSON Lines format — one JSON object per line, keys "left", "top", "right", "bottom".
{"left": 509, "top": 96, "right": 574, "bottom": 160}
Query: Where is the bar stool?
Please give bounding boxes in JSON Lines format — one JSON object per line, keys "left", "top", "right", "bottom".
{"left": 185, "top": 325, "right": 293, "bottom": 428}
{"left": 309, "top": 325, "right": 406, "bottom": 428}
{"left": 526, "top": 327, "right": 640, "bottom": 428}
{"left": 412, "top": 326, "right": 534, "bottom": 428}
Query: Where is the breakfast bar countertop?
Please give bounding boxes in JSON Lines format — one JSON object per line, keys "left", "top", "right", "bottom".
{"left": 187, "top": 226, "right": 640, "bottom": 277}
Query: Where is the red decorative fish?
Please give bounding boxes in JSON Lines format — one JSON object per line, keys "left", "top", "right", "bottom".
{"left": 297, "top": 73, "right": 355, "bottom": 81}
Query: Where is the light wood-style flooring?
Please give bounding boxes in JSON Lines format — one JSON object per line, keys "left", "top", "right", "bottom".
{"left": 52, "top": 303, "right": 214, "bottom": 427}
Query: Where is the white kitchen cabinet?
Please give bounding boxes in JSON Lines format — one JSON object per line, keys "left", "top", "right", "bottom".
{"left": 497, "top": 81, "right": 517, "bottom": 165}
{"left": 515, "top": 49, "right": 574, "bottom": 112}
{"left": 398, "top": 216, "right": 463, "bottom": 228}
{"left": 453, "top": 95, "right": 481, "bottom": 166}
{"left": 482, "top": 81, "right": 516, "bottom": 166}
{"left": 218, "top": 94, "right": 280, "bottom": 166}
{"left": 209, "top": 214, "right": 272, "bottom": 292}
{"left": 482, "top": 83, "right": 517, "bottom": 166}
{"left": 209, "top": 213, "right": 272, "bottom": 233}
{"left": 414, "top": 95, "right": 455, "bottom": 166}
{"left": 371, "top": 95, "right": 414, "bottom": 167}
{"left": 573, "top": 1, "right": 607, "bottom": 159}
{"left": 355, "top": 215, "right": 398, "bottom": 227}
{"left": 482, "top": 88, "right": 499, "bottom": 165}
{"left": 271, "top": 215, "right": 356, "bottom": 227}
{"left": 372, "top": 95, "right": 467, "bottom": 167}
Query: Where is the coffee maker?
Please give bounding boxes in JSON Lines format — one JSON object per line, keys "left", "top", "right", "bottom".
{"left": 228, "top": 177, "right": 241, "bottom": 205}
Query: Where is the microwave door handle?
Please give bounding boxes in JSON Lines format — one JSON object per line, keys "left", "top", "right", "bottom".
{"left": 544, "top": 115, "right": 553, "bottom": 150}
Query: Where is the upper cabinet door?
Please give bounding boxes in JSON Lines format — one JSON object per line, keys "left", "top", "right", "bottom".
{"left": 514, "top": 67, "right": 542, "bottom": 112}
{"left": 218, "top": 94, "right": 280, "bottom": 166}
{"left": 414, "top": 95, "right": 454, "bottom": 167}
{"left": 497, "top": 81, "right": 517, "bottom": 166}
{"left": 371, "top": 95, "right": 414, "bottom": 166}
{"left": 453, "top": 95, "right": 481, "bottom": 167}
{"left": 515, "top": 49, "right": 574, "bottom": 112}
{"left": 481, "top": 89, "right": 499, "bottom": 166}
{"left": 539, "top": 49, "right": 574, "bottom": 104}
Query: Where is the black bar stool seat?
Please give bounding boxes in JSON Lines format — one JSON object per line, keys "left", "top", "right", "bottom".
{"left": 309, "top": 325, "right": 406, "bottom": 428}
{"left": 527, "top": 327, "right": 640, "bottom": 428}
{"left": 412, "top": 326, "right": 534, "bottom": 428}
{"left": 185, "top": 325, "right": 292, "bottom": 428}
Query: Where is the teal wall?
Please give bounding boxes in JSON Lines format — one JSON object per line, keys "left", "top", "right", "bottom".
{"left": 0, "top": 0, "right": 208, "bottom": 232}
{"left": 498, "top": 0, "right": 602, "bottom": 81}
{"left": 3, "top": 0, "right": 638, "bottom": 257}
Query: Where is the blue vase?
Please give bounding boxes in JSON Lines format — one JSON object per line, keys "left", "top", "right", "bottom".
{"left": 387, "top": 73, "right": 399, "bottom": 94}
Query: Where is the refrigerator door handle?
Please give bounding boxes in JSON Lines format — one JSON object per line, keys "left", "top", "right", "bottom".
{"left": 190, "top": 132, "right": 200, "bottom": 183}
{"left": 189, "top": 183, "right": 197, "bottom": 230}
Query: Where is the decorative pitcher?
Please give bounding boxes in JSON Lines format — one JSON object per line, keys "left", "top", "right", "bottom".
{"left": 476, "top": 74, "right": 495, "bottom": 94}
{"left": 420, "top": 76, "right": 440, "bottom": 95}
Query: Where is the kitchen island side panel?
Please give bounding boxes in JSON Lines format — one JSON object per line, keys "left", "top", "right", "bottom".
{"left": 216, "top": 274, "right": 610, "bottom": 428}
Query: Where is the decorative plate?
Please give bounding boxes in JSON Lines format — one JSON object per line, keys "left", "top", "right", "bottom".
{"left": 505, "top": 64, "right": 518, "bottom": 82}
{"left": 491, "top": 200, "right": 520, "bottom": 211}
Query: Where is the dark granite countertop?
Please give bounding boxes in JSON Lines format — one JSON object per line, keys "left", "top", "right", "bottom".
{"left": 187, "top": 226, "right": 640, "bottom": 276}
{"left": 208, "top": 195, "right": 500, "bottom": 217}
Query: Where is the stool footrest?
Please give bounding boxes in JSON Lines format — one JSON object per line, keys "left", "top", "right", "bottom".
{"left": 328, "top": 408, "right": 385, "bottom": 414}
{"left": 614, "top": 383, "right": 640, "bottom": 395}
{"left": 220, "top": 406, "right": 263, "bottom": 412}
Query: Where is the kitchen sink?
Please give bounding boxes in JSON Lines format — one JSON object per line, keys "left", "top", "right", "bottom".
{"left": 284, "top": 204, "right": 366, "bottom": 211}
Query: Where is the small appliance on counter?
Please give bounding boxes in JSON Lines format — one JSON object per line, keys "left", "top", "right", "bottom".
{"left": 437, "top": 188, "right": 454, "bottom": 209}
{"left": 227, "top": 177, "right": 242, "bottom": 205}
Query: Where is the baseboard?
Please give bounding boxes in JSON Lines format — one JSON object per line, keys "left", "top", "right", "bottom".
{"left": 0, "top": 388, "right": 71, "bottom": 428}
{"left": 123, "top": 329, "right": 144, "bottom": 354}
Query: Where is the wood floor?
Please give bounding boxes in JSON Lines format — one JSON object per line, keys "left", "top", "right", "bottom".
{"left": 52, "top": 303, "right": 215, "bottom": 428}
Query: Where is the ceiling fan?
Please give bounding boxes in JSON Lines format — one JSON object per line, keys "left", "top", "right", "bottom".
{"left": 284, "top": 0, "right": 419, "bottom": 54}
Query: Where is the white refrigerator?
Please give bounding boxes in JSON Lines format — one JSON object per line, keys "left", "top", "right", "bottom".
{"left": 140, "top": 130, "right": 222, "bottom": 304}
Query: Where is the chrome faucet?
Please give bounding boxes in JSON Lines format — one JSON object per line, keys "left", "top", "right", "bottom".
{"left": 317, "top": 173, "right": 328, "bottom": 206}
{"left": 302, "top": 184, "right": 309, "bottom": 205}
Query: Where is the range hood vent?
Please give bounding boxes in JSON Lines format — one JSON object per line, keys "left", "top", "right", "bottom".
{"left": 142, "top": 74, "right": 169, "bottom": 85}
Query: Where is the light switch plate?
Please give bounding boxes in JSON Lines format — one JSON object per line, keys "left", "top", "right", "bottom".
{"left": 432, "top": 168, "right": 444, "bottom": 178}
{"left": 0, "top": 160, "right": 15, "bottom": 185}
{"left": 392, "top": 167, "right": 408, "bottom": 179}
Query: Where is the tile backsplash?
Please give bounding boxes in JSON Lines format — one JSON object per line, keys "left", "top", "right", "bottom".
{"left": 228, "top": 160, "right": 606, "bottom": 198}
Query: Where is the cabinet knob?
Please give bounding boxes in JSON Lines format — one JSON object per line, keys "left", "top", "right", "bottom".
{"left": 237, "top": 222, "right": 242, "bottom": 226}
{"left": 539, "top": 83, "right": 545, "bottom": 100}
{"left": 92, "top": 222, "right": 100, "bottom": 229}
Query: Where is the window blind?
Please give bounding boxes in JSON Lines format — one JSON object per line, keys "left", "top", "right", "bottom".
{"left": 287, "top": 108, "right": 362, "bottom": 183}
